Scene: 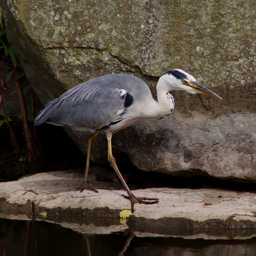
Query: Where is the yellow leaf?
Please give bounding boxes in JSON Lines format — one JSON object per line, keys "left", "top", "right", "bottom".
{"left": 120, "top": 209, "right": 132, "bottom": 219}
{"left": 39, "top": 211, "right": 48, "bottom": 217}
{"left": 120, "top": 218, "right": 128, "bottom": 225}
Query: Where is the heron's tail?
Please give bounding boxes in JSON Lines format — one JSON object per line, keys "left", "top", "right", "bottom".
{"left": 34, "top": 98, "right": 58, "bottom": 126}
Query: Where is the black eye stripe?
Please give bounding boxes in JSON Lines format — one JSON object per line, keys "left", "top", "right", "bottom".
{"left": 166, "top": 70, "right": 187, "bottom": 80}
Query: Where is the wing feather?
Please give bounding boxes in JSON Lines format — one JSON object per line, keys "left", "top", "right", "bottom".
{"left": 35, "top": 74, "right": 153, "bottom": 130}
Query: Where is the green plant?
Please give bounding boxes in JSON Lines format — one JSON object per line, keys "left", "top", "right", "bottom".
{"left": 18, "top": 156, "right": 26, "bottom": 162}
{"left": 0, "top": 114, "right": 11, "bottom": 128}
{"left": 0, "top": 9, "right": 38, "bottom": 170}
{"left": 0, "top": 30, "right": 25, "bottom": 80}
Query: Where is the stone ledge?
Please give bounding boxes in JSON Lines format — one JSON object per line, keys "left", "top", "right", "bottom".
{"left": 1, "top": 170, "right": 256, "bottom": 239}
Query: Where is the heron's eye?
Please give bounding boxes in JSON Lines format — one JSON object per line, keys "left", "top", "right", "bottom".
{"left": 182, "top": 79, "right": 189, "bottom": 85}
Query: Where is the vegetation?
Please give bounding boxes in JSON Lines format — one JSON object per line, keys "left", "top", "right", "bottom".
{"left": 0, "top": 5, "right": 40, "bottom": 176}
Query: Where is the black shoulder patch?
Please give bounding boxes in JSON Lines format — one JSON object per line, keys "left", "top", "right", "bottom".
{"left": 124, "top": 93, "right": 133, "bottom": 108}
{"left": 166, "top": 70, "right": 187, "bottom": 80}
{"left": 99, "top": 119, "right": 122, "bottom": 131}
{"left": 99, "top": 124, "right": 109, "bottom": 130}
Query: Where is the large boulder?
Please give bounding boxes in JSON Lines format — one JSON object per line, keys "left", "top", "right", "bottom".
{"left": 2, "top": 0, "right": 256, "bottom": 181}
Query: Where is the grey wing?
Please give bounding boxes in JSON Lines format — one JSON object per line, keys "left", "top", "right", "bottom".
{"left": 34, "top": 75, "right": 136, "bottom": 129}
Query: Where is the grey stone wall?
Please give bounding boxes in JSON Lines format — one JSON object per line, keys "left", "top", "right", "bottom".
{"left": 2, "top": 0, "right": 256, "bottom": 180}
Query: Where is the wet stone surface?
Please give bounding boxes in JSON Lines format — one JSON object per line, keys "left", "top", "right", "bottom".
{"left": 1, "top": 169, "right": 256, "bottom": 239}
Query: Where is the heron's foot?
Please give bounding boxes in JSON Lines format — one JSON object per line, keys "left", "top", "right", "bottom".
{"left": 78, "top": 179, "right": 98, "bottom": 193}
{"left": 122, "top": 194, "right": 159, "bottom": 212}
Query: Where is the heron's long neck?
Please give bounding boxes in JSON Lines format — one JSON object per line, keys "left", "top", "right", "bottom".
{"left": 133, "top": 77, "right": 174, "bottom": 121}
{"left": 156, "top": 78, "right": 173, "bottom": 114}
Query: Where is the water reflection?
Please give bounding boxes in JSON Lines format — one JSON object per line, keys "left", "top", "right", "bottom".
{"left": 1, "top": 218, "right": 256, "bottom": 256}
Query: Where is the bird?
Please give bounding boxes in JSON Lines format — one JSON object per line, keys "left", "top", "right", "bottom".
{"left": 35, "top": 69, "right": 222, "bottom": 212}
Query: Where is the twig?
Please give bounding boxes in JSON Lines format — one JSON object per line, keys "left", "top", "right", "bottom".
{"left": 31, "top": 87, "right": 36, "bottom": 140}
{"left": 0, "top": 91, "right": 21, "bottom": 157}
{"left": 13, "top": 65, "right": 34, "bottom": 164}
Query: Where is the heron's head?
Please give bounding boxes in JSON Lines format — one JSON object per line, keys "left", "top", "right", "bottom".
{"left": 161, "top": 69, "right": 222, "bottom": 100}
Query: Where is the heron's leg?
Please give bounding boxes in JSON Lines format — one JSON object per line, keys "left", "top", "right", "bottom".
{"left": 106, "top": 132, "right": 159, "bottom": 212}
{"left": 84, "top": 131, "right": 100, "bottom": 180}
{"left": 78, "top": 130, "right": 100, "bottom": 193}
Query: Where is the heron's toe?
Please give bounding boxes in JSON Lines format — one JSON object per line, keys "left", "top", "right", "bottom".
{"left": 78, "top": 180, "right": 98, "bottom": 193}
{"left": 122, "top": 194, "right": 159, "bottom": 205}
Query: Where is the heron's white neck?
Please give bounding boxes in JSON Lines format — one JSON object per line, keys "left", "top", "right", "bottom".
{"left": 155, "top": 75, "right": 175, "bottom": 116}
{"left": 131, "top": 75, "right": 175, "bottom": 121}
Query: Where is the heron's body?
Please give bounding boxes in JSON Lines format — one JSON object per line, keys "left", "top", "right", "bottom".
{"left": 35, "top": 70, "right": 221, "bottom": 211}
{"left": 35, "top": 74, "right": 174, "bottom": 133}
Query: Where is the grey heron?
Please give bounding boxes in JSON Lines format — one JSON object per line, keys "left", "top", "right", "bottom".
{"left": 35, "top": 69, "right": 222, "bottom": 211}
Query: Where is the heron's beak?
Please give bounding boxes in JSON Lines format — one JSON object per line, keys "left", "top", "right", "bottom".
{"left": 190, "top": 81, "right": 222, "bottom": 100}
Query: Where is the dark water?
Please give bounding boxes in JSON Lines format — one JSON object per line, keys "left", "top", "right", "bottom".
{"left": 1, "top": 218, "right": 256, "bottom": 256}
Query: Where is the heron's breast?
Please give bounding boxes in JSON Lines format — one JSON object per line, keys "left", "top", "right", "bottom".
{"left": 166, "top": 92, "right": 175, "bottom": 114}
